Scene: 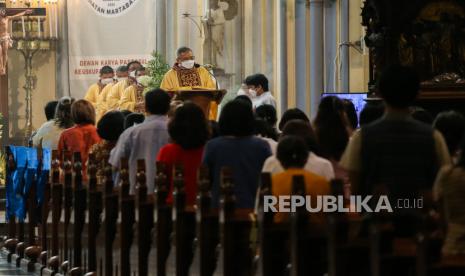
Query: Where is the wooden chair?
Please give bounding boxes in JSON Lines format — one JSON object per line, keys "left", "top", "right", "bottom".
{"left": 173, "top": 164, "right": 196, "bottom": 276}
{"left": 196, "top": 166, "right": 219, "bottom": 276}
{"left": 327, "top": 179, "right": 370, "bottom": 276}
{"left": 136, "top": 159, "right": 155, "bottom": 276}
{"left": 69, "top": 152, "right": 87, "bottom": 275}
{"left": 103, "top": 153, "right": 118, "bottom": 276}
{"left": 60, "top": 150, "right": 73, "bottom": 274}
{"left": 87, "top": 153, "right": 103, "bottom": 273}
{"left": 219, "top": 167, "right": 254, "bottom": 276}
{"left": 38, "top": 150, "right": 56, "bottom": 273}
{"left": 289, "top": 175, "right": 330, "bottom": 276}
{"left": 257, "top": 172, "right": 289, "bottom": 276}
{"left": 119, "top": 157, "right": 135, "bottom": 276}
{"left": 20, "top": 147, "right": 39, "bottom": 270}
{"left": 3, "top": 146, "right": 22, "bottom": 263}
{"left": 47, "top": 151, "right": 63, "bottom": 275}
{"left": 155, "top": 161, "right": 172, "bottom": 276}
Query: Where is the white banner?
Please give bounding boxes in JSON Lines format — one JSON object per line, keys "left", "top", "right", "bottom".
{"left": 67, "top": 0, "right": 156, "bottom": 99}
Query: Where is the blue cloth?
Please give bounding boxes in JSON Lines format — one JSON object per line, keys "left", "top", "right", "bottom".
{"left": 36, "top": 148, "right": 51, "bottom": 206}
{"left": 5, "top": 147, "right": 50, "bottom": 222}
{"left": 109, "top": 115, "right": 169, "bottom": 194}
{"left": 202, "top": 136, "right": 272, "bottom": 208}
{"left": 6, "top": 146, "right": 29, "bottom": 222}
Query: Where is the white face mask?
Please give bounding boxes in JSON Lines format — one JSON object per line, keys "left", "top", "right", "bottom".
{"left": 129, "top": 71, "right": 137, "bottom": 78}
{"left": 248, "top": 89, "right": 257, "bottom": 98}
{"left": 101, "top": 78, "right": 114, "bottom": 85}
{"left": 117, "top": 77, "right": 128, "bottom": 82}
{"left": 181, "top": 60, "right": 195, "bottom": 69}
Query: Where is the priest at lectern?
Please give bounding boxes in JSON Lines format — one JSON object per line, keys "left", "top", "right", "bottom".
{"left": 160, "top": 46, "right": 218, "bottom": 120}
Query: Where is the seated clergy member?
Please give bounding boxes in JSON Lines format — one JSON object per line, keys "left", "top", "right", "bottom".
{"left": 160, "top": 46, "right": 218, "bottom": 120}
{"left": 271, "top": 135, "right": 330, "bottom": 224}
{"left": 96, "top": 65, "right": 128, "bottom": 120}
{"left": 118, "top": 67, "right": 149, "bottom": 112}
{"left": 243, "top": 73, "right": 277, "bottom": 109}
{"left": 109, "top": 89, "right": 171, "bottom": 194}
{"left": 84, "top": 66, "right": 115, "bottom": 108}
{"left": 106, "top": 60, "right": 142, "bottom": 111}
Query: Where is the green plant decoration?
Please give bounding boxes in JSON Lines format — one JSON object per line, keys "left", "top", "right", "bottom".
{"left": 146, "top": 51, "right": 170, "bottom": 90}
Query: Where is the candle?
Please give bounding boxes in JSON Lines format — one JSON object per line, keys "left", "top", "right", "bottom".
{"left": 22, "top": 16, "right": 25, "bottom": 38}
{"left": 37, "top": 17, "right": 41, "bottom": 38}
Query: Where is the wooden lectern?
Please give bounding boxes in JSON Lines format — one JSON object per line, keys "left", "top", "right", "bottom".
{"left": 173, "top": 89, "right": 227, "bottom": 118}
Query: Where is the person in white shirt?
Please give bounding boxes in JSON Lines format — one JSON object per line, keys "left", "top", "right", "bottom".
{"left": 262, "top": 119, "right": 335, "bottom": 180}
{"left": 243, "top": 73, "right": 277, "bottom": 109}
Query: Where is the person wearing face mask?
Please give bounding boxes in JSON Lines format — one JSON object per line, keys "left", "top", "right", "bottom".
{"left": 119, "top": 67, "right": 150, "bottom": 112}
{"left": 160, "top": 46, "right": 218, "bottom": 120}
{"left": 95, "top": 65, "right": 128, "bottom": 121}
{"left": 107, "top": 60, "right": 142, "bottom": 111}
{"left": 244, "top": 73, "right": 277, "bottom": 109}
{"left": 84, "top": 66, "right": 115, "bottom": 108}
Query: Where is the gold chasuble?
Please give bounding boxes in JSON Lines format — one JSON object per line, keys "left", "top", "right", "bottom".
{"left": 160, "top": 65, "right": 218, "bottom": 120}
{"left": 118, "top": 85, "right": 138, "bottom": 112}
{"left": 84, "top": 83, "right": 103, "bottom": 108}
{"left": 95, "top": 82, "right": 115, "bottom": 121}
{"left": 106, "top": 79, "right": 131, "bottom": 111}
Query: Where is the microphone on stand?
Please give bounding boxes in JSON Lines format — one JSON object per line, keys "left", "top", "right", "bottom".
{"left": 196, "top": 63, "right": 220, "bottom": 90}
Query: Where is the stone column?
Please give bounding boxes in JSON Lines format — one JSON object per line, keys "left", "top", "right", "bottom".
{"left": 309, "top": 0, "right": 324, "bottom": 118}
{"left": 340, "top": 0, "right": 350, "bottom": 92}
{"left": 295, "top": 0, "right": 308, "bottom": 112}
{"left": 156, "top": 0, "right": 167, "bottom": 57}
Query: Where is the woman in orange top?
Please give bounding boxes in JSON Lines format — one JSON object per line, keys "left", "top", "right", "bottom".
{"left": 58, "top": 99, "right": 101, "bottom": 178}
{"left": 271, "top": 135, "right": 331, "bottom": 225}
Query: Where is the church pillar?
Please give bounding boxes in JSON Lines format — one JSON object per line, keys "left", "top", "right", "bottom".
{"left": 243, "top": 0, "right": 254, "bottom": 77}
{"left": 166, "top": 0, "right": 178, "bottom": 63}
{"left": 286, "top": 0, "right": 296, "bottom": 109}
{"left": 295, "top": 0, "right": 308, "bottom": 113}
{"left": 274, "top": 0, "right": 288, "bottom": 115}
{"left": 56, "top": 0, "right": 69, "bottom": 98}
{"left": 339, "top": 0, "right": 350, "bottom": 92}
{"left": 156, "top": 0, "right": 167, "bottom": 57}
{"left": 324, "top": 0, "right": 337, "bottom": 93}
{"left": 309, "top": 0, "right": 324, "bottom": 118}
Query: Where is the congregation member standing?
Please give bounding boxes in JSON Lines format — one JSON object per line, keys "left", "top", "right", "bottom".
{"left": 203, "top": 99, "right": 272, "bottom": 208}
{"left": 109, "top": 89, "right": 171, "bottom": 194}
{"left": 157, "top": 102, "right": 209, "bottom": 206}
{"left": 58, "top": 99, "right": 101, "bottom": 177}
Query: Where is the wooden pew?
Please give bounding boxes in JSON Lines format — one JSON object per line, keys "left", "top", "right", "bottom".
{"left": 219, "top": 167, "right": 254, "bottom": 276}
{"left": 136, "top": 159, "right": 155, "bottom": 276}
{"left": 69, "top": 152, "right": 87, "bottom": 275}
{"left": 289, "top": 175, "right": 329, "bottom": 276}
{"left": 173, "top": 164, "right": 196, "bottom": 276}
{"left": 87, "top": 153, "right": 103, "bottom": 273}
{"left": 257, "top": 172, "right": 289, "bottom": 276}
{"left": 59, "top": 150, "right": 73, "bottom": 274}
{"left": 3, "top": 146, "right": 20, "bottom": 263}
{"left": 196, "top": 166, "right": 219, "bottom": 276}
{"left": 103, "top": 153, "right": 118, "bottom": 276}
{"left": 47, "top": 151, "right": 63, "bottom": 275}
{"left": 119, "top": 157, "right": 135, "bottom": 276}
{"left": 155, "top": 162, "right": 172, "bottom": 276}
{"left": 38, "top": 150, "right": 56, "bottom": 272}
{"left": 25, "top": 148, "right": 51, "bottom": 272}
